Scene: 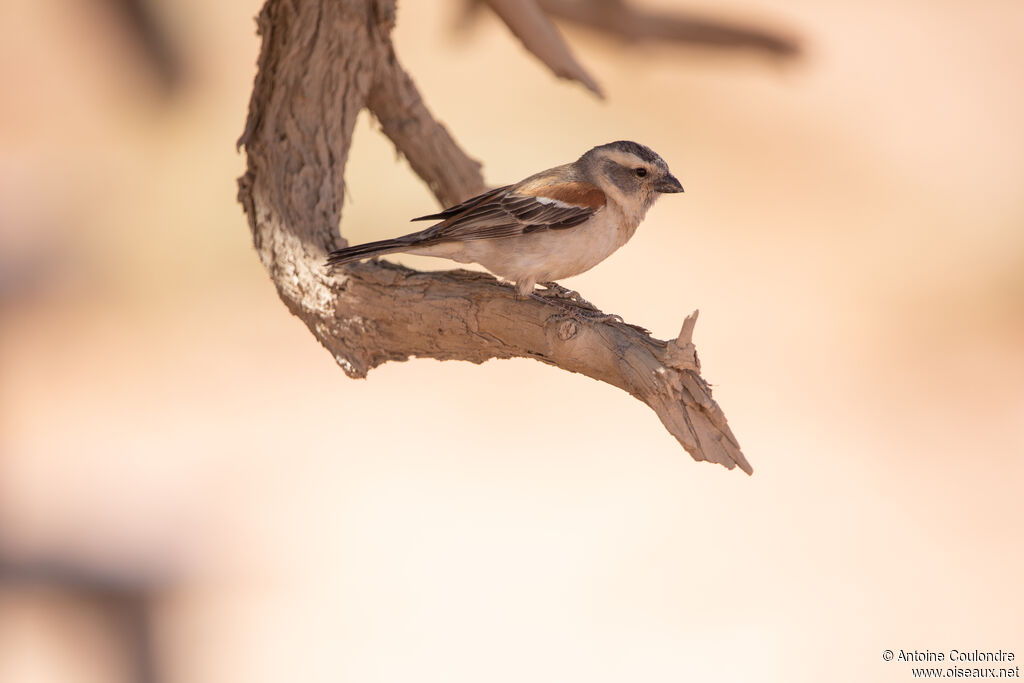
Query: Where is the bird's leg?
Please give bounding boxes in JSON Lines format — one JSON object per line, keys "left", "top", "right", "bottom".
{"left": 513, "top": 278, "right": 537, "bottom": 301}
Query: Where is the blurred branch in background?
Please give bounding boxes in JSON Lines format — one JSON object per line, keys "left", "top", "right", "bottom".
{"left": 99, "top": 0, "right": 184, "bottom": 93}
{"left": 237, "top": 0, "right": 755, "bottom": 473}
{"left": 479, "top": 0, "right": 605, "bottom": 97}
{"left": 537, "top": 0, "right": 800, "bottom": 55}
{"left": 465, "top": 0, "right": 800, "bottom": 96}
{"left": 0, "top": 553, "right": 165, "bottom": 683}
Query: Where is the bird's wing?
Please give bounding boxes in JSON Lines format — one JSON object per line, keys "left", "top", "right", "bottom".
{"left": 422, "top": 181, "right": 607, "bottom": 243}
{"left": 410, "top": 186, "right": 511, "bottom": 222}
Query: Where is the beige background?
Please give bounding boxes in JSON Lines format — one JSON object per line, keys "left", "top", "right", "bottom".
{"left": 1, "top": 0, "right": 1022, "bottom": 681}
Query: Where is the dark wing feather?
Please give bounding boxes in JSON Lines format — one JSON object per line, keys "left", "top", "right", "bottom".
{"left": 410, "top": 186, "right": 511, "bottom": 222}
{"left": 422, "top": 188, "right": 602, "bottom": 243}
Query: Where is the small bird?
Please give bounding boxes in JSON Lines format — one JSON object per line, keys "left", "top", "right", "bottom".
{"left": 326, "top": 140, "right": 683, "bottom": 297}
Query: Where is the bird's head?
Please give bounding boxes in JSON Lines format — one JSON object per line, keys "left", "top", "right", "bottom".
{"left": 578, "top": 140, "right": 683, "bottom": 213}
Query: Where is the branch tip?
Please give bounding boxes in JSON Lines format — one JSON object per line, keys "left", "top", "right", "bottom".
{"left": 677, "top": 309, "right": 699, "bottom": 345}
{"left": 485, "top": 0, "right": 604, "bottom": 98}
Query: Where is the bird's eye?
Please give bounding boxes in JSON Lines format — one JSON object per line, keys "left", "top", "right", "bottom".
{"left": 634, "top": 168, "right": 647, "bottom": 177}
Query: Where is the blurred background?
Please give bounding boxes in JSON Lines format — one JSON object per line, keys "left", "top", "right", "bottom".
{"left": 1, "top": 0, "right": 1022, "bottom": 681}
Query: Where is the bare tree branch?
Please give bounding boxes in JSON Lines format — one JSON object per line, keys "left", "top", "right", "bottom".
{"left": 237, "top": 0, "right": 751, "bottom": 474}
{"left": 1, "top": 554, "right": 166, "bottom": 683}
{"left": 536, "top": 0, "right": 800, "bottom": 57}
{"left": 469, "top": 0, "right": 799, "bottom": 88}
{"left": 368, "top": 44, "right": 488, "bottom": 207}
{"left": 483, "top": 0, "right": 604, "bottom": 97}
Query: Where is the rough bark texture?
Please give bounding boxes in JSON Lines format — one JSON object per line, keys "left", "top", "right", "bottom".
{"left": 237, "top": 0, "right": 752, "bottom": 474}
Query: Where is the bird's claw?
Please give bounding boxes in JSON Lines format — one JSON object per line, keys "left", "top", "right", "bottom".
{"left": 537, "top": 281, "right": 583, "bottom": 301}
{"left": 581, "top": 311, "right": 625, "bottom": 325}
{"left": 530, "top": 292, "right": 634, "bottom": 329}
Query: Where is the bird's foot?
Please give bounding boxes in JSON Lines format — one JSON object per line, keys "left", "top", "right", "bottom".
{"left": 525, "top": 284, "right": 648, "bottom": 332}
{"left": 537, "top": 281, "right": 583, "bottom": 302}
{"left": 576, "top": 310, "right": 627, "bottom": 325}
{"left": 529, "top": 292, "right": 628, "bottom": 327}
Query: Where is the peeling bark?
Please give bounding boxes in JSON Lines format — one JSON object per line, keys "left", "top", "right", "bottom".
{"left": 237, "top": 0, "right": 752, "bottom": 474}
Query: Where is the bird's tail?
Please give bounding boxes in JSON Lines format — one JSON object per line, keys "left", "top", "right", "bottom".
{"left": 325, "top": 237, "right": 421, "bottom": 267}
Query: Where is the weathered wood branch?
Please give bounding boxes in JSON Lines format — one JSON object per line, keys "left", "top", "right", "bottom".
{"left": 237, "top": 0, "right": 751, "bottom": 474}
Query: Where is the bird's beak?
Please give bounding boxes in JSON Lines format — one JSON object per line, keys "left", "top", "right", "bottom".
{"left": 655, "top": 174, "right": 684, "bottom": 193}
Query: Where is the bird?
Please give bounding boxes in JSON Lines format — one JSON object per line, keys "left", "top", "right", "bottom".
{"left": 325, "top": 140, "right": 683, "bottom": 298}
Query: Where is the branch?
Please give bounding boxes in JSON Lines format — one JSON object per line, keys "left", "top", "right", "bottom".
{"left": 367, "top": 43, "right": 488, "bottom": 207}
{"left": 481, "top": 0, "right": 604, "bottom": 97}
{"left": 341, "top": 263, "right": 750, "bottom": 473}
{"left": 536, "top": 0, "right": 800, "bottom": 58}
{"left": 237, "top": 0, "right": 751, "bottom": 474}
{"left": 1, "top": 554, "right": 164, "bottom": 683}
{"left": 471, "top": 0, "right": 799, "bottom": 88}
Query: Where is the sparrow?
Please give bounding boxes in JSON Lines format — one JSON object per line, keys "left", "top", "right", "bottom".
{"left": 325, "top": 140, "right": 684, "bottom": 297}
